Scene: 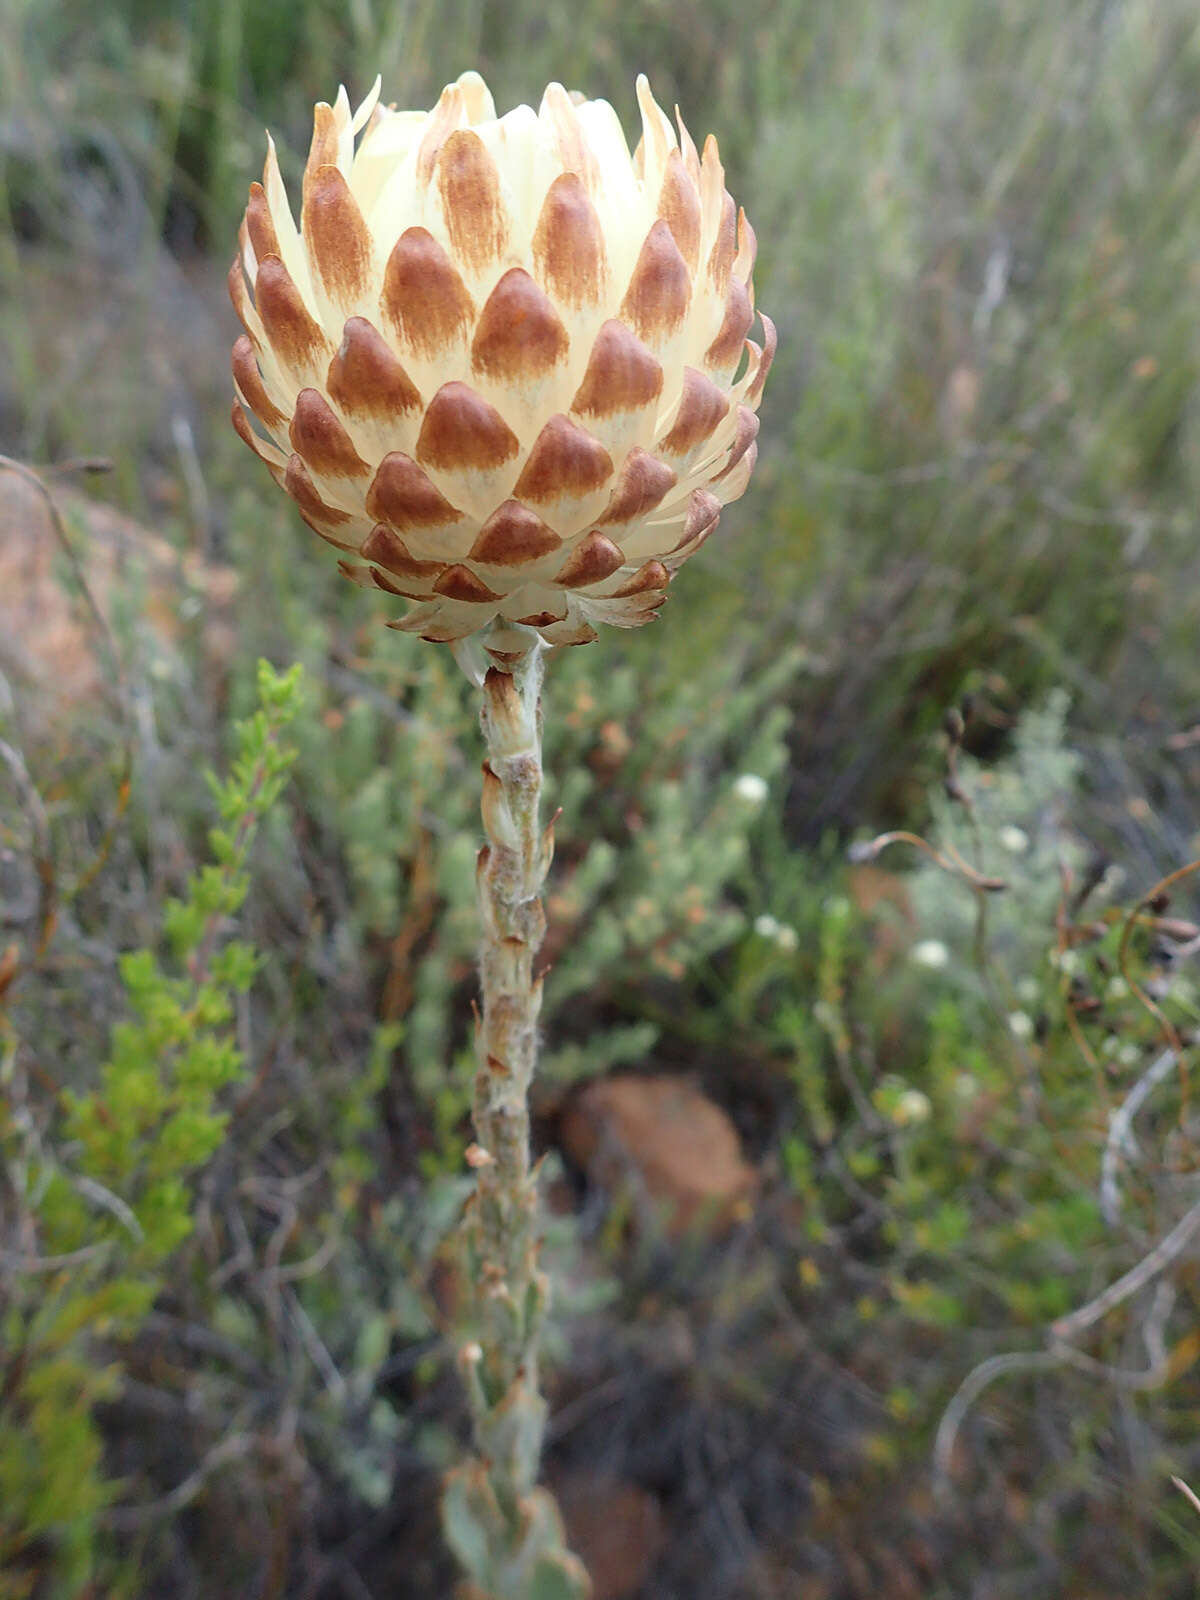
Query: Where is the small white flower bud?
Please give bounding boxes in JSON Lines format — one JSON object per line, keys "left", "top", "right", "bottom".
{"left": 733, "top": 773, "right": 769, "bottom": 805}
{"left": 1008, "top": 1010, "right": 1035, "bottom": 1041}
{"left": 912, "top": 939, "right": 949, "bottom": 969}
{"left": 894, "top": 1089, "right": 932, "bottom": 1126}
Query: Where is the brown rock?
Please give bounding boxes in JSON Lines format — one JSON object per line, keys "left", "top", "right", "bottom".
{"left": 0, "top": 466, "right": 237, "bottom": 727}
{"left": 848, "top": 863, "right": 915, "bottom": 973}
{"left": 560, "top": 1074, "right": 758, "bottom": 1237}
{"left": 0, "top": 469, "right": 100, "bottom": 706}
{"left": 941, "top": 363, "right": 980, "bottom": 440}
{"left": 556, "top": 1476, "right": 668, "bottom": 1600}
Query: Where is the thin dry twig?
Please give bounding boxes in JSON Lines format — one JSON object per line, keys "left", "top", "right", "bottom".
{"left": 102, "top": 1426, "right": 257, "bottom": 1530}
{"left": 1100, "top": 1047, "right": 1181, "bottom": 1226}
{"left": 274, "top": 1232, "right": 341, "bottom": 1285}
{"left": 1117, "top": 857, "right": 1200, "bottom": 1059}
{"left": 0, "top": 1243, "right": 109, "bottom": 1273}
{"left": 934, "top": 1280, "right": 1177, "bottom": 1499}
{"left": 285, "top": 1288, "right": 347, "bottom": 1401}
{"left": 848, "top": 828, "right": 1007, "bottom": 893}
{"left": 1049, "top": 1195, "right": 1200, "bottom": 1345}
{"left": 934, "top": 1351, "right": 1065, "bottom": 1496}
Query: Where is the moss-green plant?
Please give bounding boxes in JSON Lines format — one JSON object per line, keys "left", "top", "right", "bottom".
{"left": 0, "top": 660, "right": 302, "bottom": 1598}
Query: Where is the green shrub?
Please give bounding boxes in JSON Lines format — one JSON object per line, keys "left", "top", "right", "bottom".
{"left": 0, "top": 661, "right": 301, "bottom": 1597}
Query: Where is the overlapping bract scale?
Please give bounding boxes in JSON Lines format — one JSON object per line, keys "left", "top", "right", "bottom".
{"left": 230, "top": 72, "right": 774, "bottom": 645}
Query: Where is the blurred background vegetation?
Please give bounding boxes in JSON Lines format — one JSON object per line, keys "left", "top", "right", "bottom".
{"left": 3, "top": 0, "right": 1200, "bottom": 1594}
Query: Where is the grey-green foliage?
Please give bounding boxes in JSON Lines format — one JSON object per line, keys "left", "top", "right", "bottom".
{"left": 908, "top": 690, "right": 1088, "bottom": 1001}
{"left": 443, "top": 1467, "right": 590, "bottom": 1600}
{"left": 544, "top": 641, "right": 798, "bottom": 1012}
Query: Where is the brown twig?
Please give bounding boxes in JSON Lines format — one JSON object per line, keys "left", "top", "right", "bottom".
{"left": 848, "top": 828, "right": 1008, "bottom": 893}
{"left": 1116, "top": 858, "right": 1200, "bottom": 1097}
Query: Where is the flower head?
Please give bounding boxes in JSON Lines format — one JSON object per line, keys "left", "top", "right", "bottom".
{"left": 230, "top": 73, "right": 773, "bottom": 646}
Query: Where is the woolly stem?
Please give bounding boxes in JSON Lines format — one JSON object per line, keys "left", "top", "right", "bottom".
{"left": 444, "top": 637, "right": 589, "bottom": 1598}
{"left": 471, "top": 641, "right": 550, "bottom": 1470}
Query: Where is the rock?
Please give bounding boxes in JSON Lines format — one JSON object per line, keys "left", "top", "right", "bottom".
{"left": 0, "top": 466, "right": 236, "bottom": 727}
{"left": 0, "top": 469, "right": 102, "bottom": 706}
{"left": 560, "top": 1074, "right": 758, "bottom": 1237}
{"left": 848, "top": 863, "right": 915, "bottom": 973}
{"left": 941, "top": 363, "right": 980, "bottom": 440}
{"left": 556, "top": 1476, "right": 668, "bottom": 1600}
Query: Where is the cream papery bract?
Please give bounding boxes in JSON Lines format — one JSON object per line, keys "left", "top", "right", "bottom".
{"left": 230, "top": 72, "right": 774, "bottom": 645}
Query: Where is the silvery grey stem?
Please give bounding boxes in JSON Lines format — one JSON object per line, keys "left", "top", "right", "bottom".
{"left": 471, "top": 643, "right": 551, "bottom": 1461}
{"left": 442, "top": 637, "right": 590, "bottom": 1599}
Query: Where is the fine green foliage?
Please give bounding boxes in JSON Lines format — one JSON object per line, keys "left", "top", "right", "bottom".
{"left": 0, "top": 662, "right": 302, "bottom": 1597}
{"left": 758, "top": 695, "right": 1200, "bottom": 1589}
